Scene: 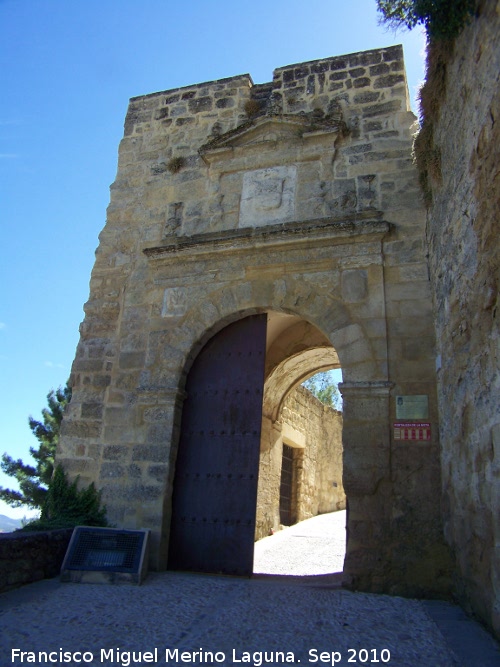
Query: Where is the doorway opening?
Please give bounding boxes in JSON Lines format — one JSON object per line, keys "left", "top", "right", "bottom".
{"left": 253, "top": 364, "right": 346, "bottom": 578}
{"left": 279, "top": 443, "right": 296, "bottom": 526}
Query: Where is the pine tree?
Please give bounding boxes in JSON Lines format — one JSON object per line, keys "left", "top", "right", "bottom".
{"left": 302, "top": 371, "right": 342, "bottom": 410}
{"left": 29, "top": 464, "right": 107, "bottom": 530}
{"left": 0, "top": 384, "right": 71, "bottom": 510}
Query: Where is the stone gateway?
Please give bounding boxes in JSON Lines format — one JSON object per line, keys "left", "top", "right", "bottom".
{"left": 58, "top": 46, "right": 451, "bottom": 595}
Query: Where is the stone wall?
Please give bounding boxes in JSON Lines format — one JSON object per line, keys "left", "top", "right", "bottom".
{"left": 0, "top": 529, "right": 72, "bottom": 593}
{"left": 256, "top": 385, "right": 344, "bottom": 540}
{"left": 57, "top": 45, "right": 451, "bottom": 596}
{"left": 425, "top": 0, "right": 500, "bottom": 635}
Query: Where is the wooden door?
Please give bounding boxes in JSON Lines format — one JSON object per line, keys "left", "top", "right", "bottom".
{"left": 168, "top": 315, "right": 267, "bottom": 575}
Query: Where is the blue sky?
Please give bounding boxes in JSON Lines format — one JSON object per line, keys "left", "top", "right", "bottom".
{"left": 0, "top": 0, "right": 425, "bottom": 519}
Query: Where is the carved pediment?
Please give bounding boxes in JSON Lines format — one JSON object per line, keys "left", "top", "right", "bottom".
{"left": 199, "top": 113, "right": 342, "bottom": 164}
{"left": 205, "top": 116, "right": 307, "bottom": 149}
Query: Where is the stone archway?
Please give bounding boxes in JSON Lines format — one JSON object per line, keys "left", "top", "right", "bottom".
{"left": 58, "top": 47, "right": 451, "bottom": 598}
{"left": 256, "top": 312, "right": 345, "bottom": 543}
{"left": 161, "top": 298, "right": 392, "bottom": 583}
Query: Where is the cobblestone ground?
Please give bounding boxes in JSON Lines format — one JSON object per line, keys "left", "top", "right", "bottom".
{"left": 0, "top": 512, "right": 499, "bottom": 667}
{"left": 253, "top": 510, "right": 346, "bottom": 576}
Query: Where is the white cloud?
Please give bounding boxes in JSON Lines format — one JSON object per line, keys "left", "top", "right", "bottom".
{"left": 44, "top": 361, "right": 65, "bottom": 369}
{"left": 0, "top": 322, "right": 6, "bottom": 330}
{"left": 0, "top": 154, "right": 18, "bottom": 159}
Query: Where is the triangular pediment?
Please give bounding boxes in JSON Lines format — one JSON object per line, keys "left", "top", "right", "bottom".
{"left": 207, "top": 116, "right": 308, "bottom": 149}
{"left": 199, "top": 113, "right": 340, "bottom": 162}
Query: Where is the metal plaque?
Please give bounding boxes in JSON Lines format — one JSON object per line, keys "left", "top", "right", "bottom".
{"left": 395, "top": 395, "right": 429, "bottom": 420}
{"left": 60, "top": 526, "right": 149, "bottom": 584}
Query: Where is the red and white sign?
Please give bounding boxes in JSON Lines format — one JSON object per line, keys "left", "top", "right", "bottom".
{"left": 394, "top": 423, "right": 431, "bottom": 441}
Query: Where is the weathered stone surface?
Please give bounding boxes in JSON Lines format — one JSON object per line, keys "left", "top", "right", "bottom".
{"left": 341, "top": 269, "right": 368, "bottom": 303}
{"left": 103, "top": 445, "right": 129, "bottom": 460}
{"left": 424, "top": 0, "right": 500, "bottom": 637}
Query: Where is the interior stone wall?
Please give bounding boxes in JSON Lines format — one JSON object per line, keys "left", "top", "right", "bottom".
{"left": 425, "top": 0, "right": 500, "bottom": 636}
{"left": 255, "top": 385, "right": 344, "bottom": 541}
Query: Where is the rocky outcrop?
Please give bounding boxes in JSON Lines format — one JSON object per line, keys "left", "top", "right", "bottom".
{"left": 424, "top": 0, "right": 500, "bottom": 637}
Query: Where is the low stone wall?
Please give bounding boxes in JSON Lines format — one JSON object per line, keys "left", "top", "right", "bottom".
{"left": 0, "top": 529, "right": 73, "bottom": 594}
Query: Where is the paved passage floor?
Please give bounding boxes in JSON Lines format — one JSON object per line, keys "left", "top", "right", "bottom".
{"left": 254, "top": 510, "right": 346, "bottom": 576}
{"left": 1, "top": 513, "right": 499, "bottom": 667}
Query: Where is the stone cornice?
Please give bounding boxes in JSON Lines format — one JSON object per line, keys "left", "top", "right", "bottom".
{"left": 144, "top": 213, "right": 391, "bottom": 260}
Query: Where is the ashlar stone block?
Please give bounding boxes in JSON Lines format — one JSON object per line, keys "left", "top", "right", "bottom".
{"left": 341, "top": 269, "right": 368, "bottom": 303}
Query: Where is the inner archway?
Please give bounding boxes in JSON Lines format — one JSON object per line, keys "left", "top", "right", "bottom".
{"left": 254, "top": 312, "right": 346, "bottom": 576}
